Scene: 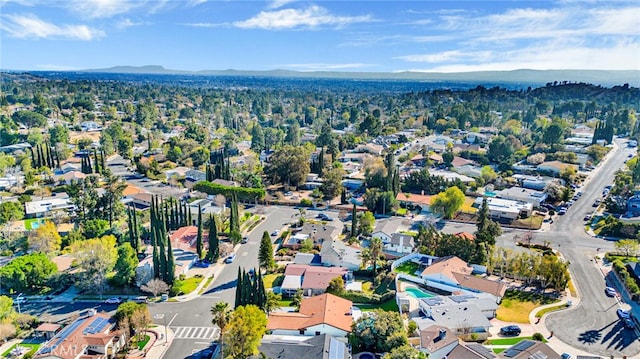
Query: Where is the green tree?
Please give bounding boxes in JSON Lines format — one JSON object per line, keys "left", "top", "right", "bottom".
{"left": 71, "top": 235, "right": 118, "bottom": 295}
{"left": 207, "top": 214, "right": 219, "bottom": 261}
{"left": 350, "top": 309, "right": 407, "bottom": 353}
{"left": 0, "top": 253, "right": 57, "bottom": 293}
{"left": 264, "top": 291, "right": 282, "bottom": 313}
{"left": 82, "top": 219, "right": 110, "bottom": 239}
{"left": 383, "top": 345, "right": 426, "bottom": 359}
{"left": 48, "top": 124, "right": 69, "bottom": 145}
{"left": 543, "top": 122, "right": 565, "bottom": 146}
{"left": 27, "top": 221, "right": 62, "bottom": 254}
{"left": 11, "top": 110, "right": 47, "bottom": 128}
{"left": 211, "top": 301, "right": 231, "bottom": 353}
{"left": 0, "top": 153, "right": 16, "bottom": 176}
{"left": 326, "top": 276, "right": 345, "bottom": 295}
{"left": 285, "top": 121, "right": 301, "bottom": 146}
{"left": 196, "top": 205, "right": 203, "bottom": 259}
{"left": 366, "top": 237, "right": 383, "bottom": 285}
{"left": 0, "top": 201, "right": 24, "bottom": 224}
{"left": 358, "top": 211, "right": 375, "bottom": 236}
{"left": 225, "top": 305, "right": 268, "bottom": 359}
{"left": 319, "top": 166, "right": 345, "bottom": 200}
{"left": 430, "top": 186, "right": 465, "bottom": 219}
{"left": 266, "top": 145, "right": 311, "bottom": 188}
{"left": 487, "top": 135, "right": 514, "bottom": 164}
{"left": 0, "top": 296, "right": 15, "bottom": 321}
{"left": 113, "top": 243, "right": 139, "bottom": 287}
{"left": 258, "top": 231, "right": 275, "bottom": 272}
{"left": 351, "top": 204, "right": 358, "bottom": 238}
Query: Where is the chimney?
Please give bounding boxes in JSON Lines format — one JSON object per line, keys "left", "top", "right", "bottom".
{"left": 439, "top": 328, "right": 446, "bottom": 340}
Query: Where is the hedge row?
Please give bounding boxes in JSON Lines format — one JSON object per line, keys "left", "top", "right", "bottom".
{"left": 340, "top": 290, "right": 397, "bottom": 304}
{"left": 612, "top": 260, "right": 640, "bottom": 300}
{"left": 194, "top": 181, "right": 266, "bottom": 202}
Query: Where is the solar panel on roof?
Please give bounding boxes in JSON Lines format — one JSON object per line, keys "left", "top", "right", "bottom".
{"left": 512, "top": 340, "right": 536, "bottom": 351}
{"left": 84, "top": 317, "right": 111, "bottom": 334}
{"left": 422, "top": 297, "right": 444, "bottom": 306}
{"left": 530, "top": 352, "right": 548, "bottom": 359}
{"left": 328, "top": 337, "right": 346, "bottom": 359}
{"left": 40, "top": 317, "right": 87, "bottom": 354}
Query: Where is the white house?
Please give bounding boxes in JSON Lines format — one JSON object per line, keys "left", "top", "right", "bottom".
{"left": 319, "top": 239, "right": 361, "bottom": 270}
{"left": 384, "top": 233, "right": 415, "bottom": 256}
{"left": 473, "top": 197, "right": 533, "bottom": 220}
{"left": 371, "top": 218, "right": 406, "bottom": 243}
{"left": 24, "top": 193, "right": 74, "bottom": 218}
{"left": 495, "top": 187, "right": 548, "bottom": 208}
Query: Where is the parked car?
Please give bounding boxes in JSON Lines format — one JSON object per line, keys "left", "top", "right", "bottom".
{"left": 561, "top": 354, "right": 573, "bottom": 359}
{"left": 500, "top": 325, "right": 521, "bottom": 336}
{"left": 605, "top": 287, "right": 617, "bottom": 297}
{"left": 193, "top": 260, "right": 210, "bottom": 268}
{"left": 558, "top": 208, "right": 567, "bottom": 215}
{"left": 241, "top": 236, "right": 249, "bottom": 244}
{"left": 284, "top": 191, "right": 293, "bottom": 196}
{"left": 225, "top": 254, "right": 236, "bottom": 264}
{"left": 104, "top": 297, "right": 122, "bottom": 304}
{"left": 584, "top": 214, "right": 592, "bottom": 221}
{"left": 617, "top": 308, "right": 630, "bottom": 319}
{"left": 270, "top": 230, "right": 280, "bottom": 237}
{"left": 133, "top": 296, "right": 149, "bottom": 304}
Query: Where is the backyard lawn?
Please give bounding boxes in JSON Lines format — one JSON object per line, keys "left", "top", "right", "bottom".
{"left": 356, "top": 299, "right": 399, "bottom": 312}
{"left": 263, "top": 274, "right": 284, "bottom": 289}
{"left": 394, "top": 261, "right": 421, "bottom": 276}
{"left": 496, "top": 290, "right": 558, "bottom": 323}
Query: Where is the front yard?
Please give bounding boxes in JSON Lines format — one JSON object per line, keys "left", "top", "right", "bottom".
{"left": 496, "top": 290, "right": 559, "bottom": 323}
{"left": 394, "top": 261, "right": 421, "bottom": 276}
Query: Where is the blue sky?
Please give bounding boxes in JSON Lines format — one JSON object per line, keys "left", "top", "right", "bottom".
{"left": 1, "top": 0, "right": 638, "bottom": 72}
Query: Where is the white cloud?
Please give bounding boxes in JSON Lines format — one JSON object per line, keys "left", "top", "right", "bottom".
{"left": 183, "top": 22, "right": 224, "bottom": 28}
{"left": 0, "top": 13, "right": 105, "bottom": 40}
{"left": 406, "top": 41, "right": 640, "bottom": 72}
{"left": 69, "top": 0, "right": 143, "bottom": 19}
{"left": 116, "top": 18, "right": 147, "bottom": 29}
{"left": 267, "top": 0, "right": 296, "bottom": 10}
{"left": 233, "top": 5, "right": 372, "bottom": 30}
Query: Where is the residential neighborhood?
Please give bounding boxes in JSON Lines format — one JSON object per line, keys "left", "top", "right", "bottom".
{"left": 0, "top": 67, "right": 638, "bottom": 359}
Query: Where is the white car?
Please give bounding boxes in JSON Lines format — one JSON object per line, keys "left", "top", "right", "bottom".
{"left": 104, "top": 297, "right": 122, "bottom": 304}
{"left": 271, "top": 230, "right": 280, "bottom": 237}
{"left": 605, "top": 287, "right": 617, "bottom": 297}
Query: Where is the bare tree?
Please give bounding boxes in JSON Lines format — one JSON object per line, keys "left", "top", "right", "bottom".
{"left": 0, "top": 323, "right": 16, "bottom": 343}
{"left": 140, "top": 278, "right": 170, "bottom": 298}
{"left": 131, "top": 307, "right": 152, "bottom": 341}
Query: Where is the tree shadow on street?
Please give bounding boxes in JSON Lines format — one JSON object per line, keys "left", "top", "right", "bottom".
{"left": 578, "top": 329, "right": 602, "bottom": 344}
{"left": 204, "top": 279, "right": 237, "bottom": 294}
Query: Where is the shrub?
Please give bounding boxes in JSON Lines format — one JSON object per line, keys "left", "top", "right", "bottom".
{"left": 532, "top": 332, "right": 544, "bottom": 341}
{"left": 300, "top": 198, "right": 313, "bottom": 207}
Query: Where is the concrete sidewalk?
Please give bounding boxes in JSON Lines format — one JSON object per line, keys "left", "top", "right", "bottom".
{"left": 143, "top": 325, "right": 175, "bottom": 359}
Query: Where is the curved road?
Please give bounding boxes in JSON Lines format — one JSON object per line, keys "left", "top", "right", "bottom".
{"left": 542, "top": 138, "right": 640, "bottom": 357}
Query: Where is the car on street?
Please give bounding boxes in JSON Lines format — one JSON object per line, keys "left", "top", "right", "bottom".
{"left": 500, "top": 325, "right": 521, "bottom": 336}
{"left": 605, "top": 287, "right": 617, "bottom": 297}
{"left": 224, "top": 254, "right": 236, "bottom": 264}
{"left": 284, "top": 191, "right": 293, "bottom": 196}
{"left": 558, "top": 208, "right": 567, "bottom": 215}
{"left": 271, "top": 230, "right": 280, "bottom": 237}
{"left": 593, "top": 199, "right": 601, "bottom": 207}
{"left": 104, "top": 297, "right": 122, "bottom": 304}
{"left": 316, "top": 213, "right": 331, "bottom": 220}
{"left": 617, "top": 308, "right": 630, "bottom": 319}
{"left": 133, "top": 296, "right": 149, "bottom": 304}
{"left": 561, "top": 354, "right": 573, "bottom": 359}
{"left": 241, "top": 236, "right": 249, "bottom": 244}
{"left": 584, "top": 214, "right": 592, "bottom": 221}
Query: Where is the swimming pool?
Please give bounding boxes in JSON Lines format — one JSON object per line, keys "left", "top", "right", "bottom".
{"left": 405, "top": 286, "right": 434, "bottom": 299}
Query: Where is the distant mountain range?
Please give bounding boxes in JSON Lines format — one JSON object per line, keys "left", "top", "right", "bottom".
{"left": 78, "top": 65, "right": 640, "bottom": 86}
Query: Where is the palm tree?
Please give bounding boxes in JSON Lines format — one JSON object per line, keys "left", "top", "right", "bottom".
{"left": 369, "top": 237, "right": 383, "bottom": 286}
{"left": 211, "top": 301, "right": 231, "bottom": 353}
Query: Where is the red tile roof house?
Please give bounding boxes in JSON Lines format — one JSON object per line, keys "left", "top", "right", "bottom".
{"left": 169, "top": 225, "right": 208, "bottom": 252}
{"left": 267, "top": 293, "right": 353, "bottom": 337}
{"left": 280, "top": 264, "right": 348, "bottom": 297}
{"left": 34, "top": 311, "right": 125, "bottom": 359}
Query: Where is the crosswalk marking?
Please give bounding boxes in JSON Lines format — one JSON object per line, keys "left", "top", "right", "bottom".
{"left": 171, "top": 326, "right": 219, "bottom": 340}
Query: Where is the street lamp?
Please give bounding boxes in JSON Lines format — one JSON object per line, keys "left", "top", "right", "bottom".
{"left": 16, "top": 293, "right": 23, "bottom": 314}
{"left": 154, "top": 313, "right": 168, "bottom": 345}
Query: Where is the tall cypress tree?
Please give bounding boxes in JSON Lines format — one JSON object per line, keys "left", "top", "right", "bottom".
{"left": 207, "top": 214, "right": 219, "bottom": 261}
{"left": 235, "top": 268, "right": 243, "bottom": 308}
{"left": 196, "top": 204, "right": 203, "bottom": 259}
{"left": 351, "top": 203, "right": 357, "bottom": 238}
{"left": 151, "top": 197, "right": 160, "bottom": 278}
{"left": 93, "top": 150, "right": 100, "bottom": 174}
{"left": 166, "top": 233, "right": 175, "bottom": 285}
{"left": 132, "top": 204, "right": 139, "bottom": 252}
{"left": 258, "top": 231, "right": 274, "bottom": 272}
{"left": 30, "top": 147, "right": 36, "bottom": 168}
